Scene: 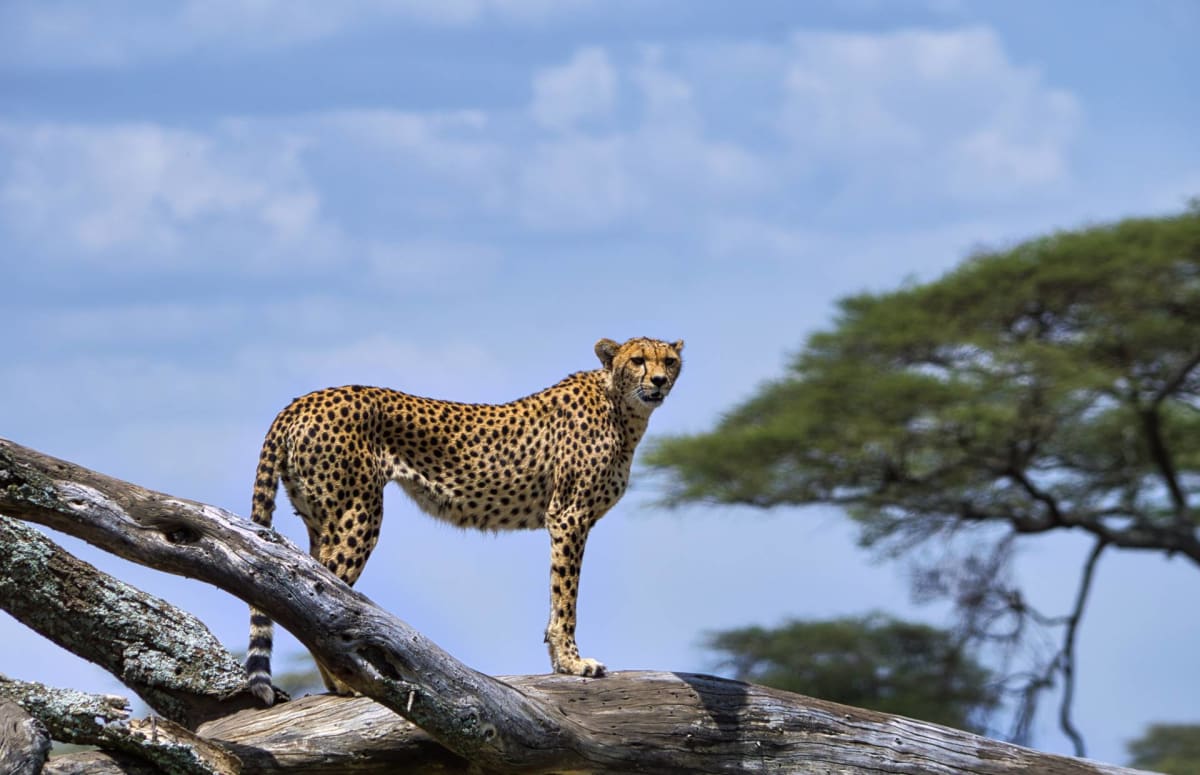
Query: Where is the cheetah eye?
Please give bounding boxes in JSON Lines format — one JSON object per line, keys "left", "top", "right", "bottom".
{"left": 664, "top": 358, "right": 677, "bottom": 367}
{"left": 630, "top": 357, "right": 645, "bottom": 366}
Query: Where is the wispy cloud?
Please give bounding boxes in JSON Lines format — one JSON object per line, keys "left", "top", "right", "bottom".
{"left": 0, "top": 28, "right": 1082, "bottom": 268}
{"left": 0, "top": 120, "right": 342, "bottom": 267}
{"left": 776, "top": 27, "right": 1080, "bottom": 200}
{"left": 531, "top": 47, "right": 618, "bottom": 131}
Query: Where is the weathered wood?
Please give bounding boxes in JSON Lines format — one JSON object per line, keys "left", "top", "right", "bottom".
{"left": 0, "top": 699, "right": 51, "bottom": 775}
{"left": 0, "top": 436, "right": 583, "bottom": 772}
{"left": 198, "top": 693, "right": 470, "bottom": 773}
{"left": 1, "top": 438, "right": 1158, "bottom": 774}
{"left": 0, "top": 515, "right": 261, "bottom": 728}
{"left": 102, "top": 716, "right": 242, "bottom": 775}
{"left": 194, "top": 673, "right": 1154, "bottom": 775}
{"left": 0, "top": 677, "right": 239, "bottom": 774}
{"left": 43, "top": 750, "right": 161, "bottom": 775}
{"left": 0, "top": 675, "right": 130, "bottom": 745}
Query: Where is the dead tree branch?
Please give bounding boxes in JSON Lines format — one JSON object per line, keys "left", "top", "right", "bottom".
{"left": 0, "top": 437, "right": 1156, "bottom": 774}
{"left": 1057, "top": 538, "right": 1107, "bottom": 758}
{"left": 0, "top": 437, "right": 574, "bottom": 772}
{"left": 0, "top": 676, "right": 129, "bottom": 745}
{"left": 51, "top": 675, "right": 1158, "bottom": 775}
{"left": 0, "top": 676, "right": 237, "bottom": 775}
{"left": 0, "top": 516, "right": 260, "bottom": 727}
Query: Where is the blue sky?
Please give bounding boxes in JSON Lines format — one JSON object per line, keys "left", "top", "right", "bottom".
{"left": 2, "top": 0, "right": 1198, "bottom": 765}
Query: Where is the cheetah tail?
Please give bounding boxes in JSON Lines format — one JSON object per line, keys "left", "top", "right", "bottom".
{"left": 246, "top": 437, "right": 282, "bottom": 705}
{"left": 246, "top": 606, "right": 276, "bottom": 705}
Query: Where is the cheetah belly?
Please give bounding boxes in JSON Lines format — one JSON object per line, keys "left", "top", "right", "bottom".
{"left": 388, "top": 458, "right": 553, "bottom": 531}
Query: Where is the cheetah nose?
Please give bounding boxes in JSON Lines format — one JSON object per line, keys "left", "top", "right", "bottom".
{"left": 651, "top": 375, "right": 667, "bottom": 387}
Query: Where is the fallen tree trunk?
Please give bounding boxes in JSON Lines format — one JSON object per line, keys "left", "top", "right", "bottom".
{"left": 0, "top": 438, "right": 1156, "bottom": 774}
{"left": 39, "top": 675, "right": 1158, "bottom": 775}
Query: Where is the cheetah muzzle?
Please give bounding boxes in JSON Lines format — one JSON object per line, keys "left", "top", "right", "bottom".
{"left": 245, "top": 336, "right": 684, "bottom": 703}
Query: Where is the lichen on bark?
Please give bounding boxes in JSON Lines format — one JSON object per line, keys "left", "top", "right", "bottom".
{"left": 0, "top": 516, "right": 256, "bottom": 728}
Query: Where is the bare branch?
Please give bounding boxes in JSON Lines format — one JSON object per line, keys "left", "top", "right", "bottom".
{"left": 1004, "top": 463, "right": 1064, "bottom": 526}
{"left": 1152, "top": 349, "right": 1200, "bottom": 405}
{"left": 0, "top": 516, "right": 259, "bottom": 728}
{"left": 0, "top": 675, "right": 130, "bottom": 744}
{"left": 1057, "top": 539, "right": 1107, "bottom": 757}
{"left": 1138, "top": 406, "right": 1190, "bottom": 525}
{"left": 0, "top": 678, "right": 236, "bottom": 775}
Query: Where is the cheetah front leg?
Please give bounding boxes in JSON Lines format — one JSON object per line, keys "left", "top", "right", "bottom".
{"left": 544, "top": 514, "right": 605, "bottom": 677}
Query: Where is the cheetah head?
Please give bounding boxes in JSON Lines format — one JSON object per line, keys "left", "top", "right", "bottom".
{"left": 595, "top": 337, "right": 684, "bottom": 414}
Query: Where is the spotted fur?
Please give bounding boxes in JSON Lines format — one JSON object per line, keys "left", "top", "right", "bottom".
{"left": 245, "top": 336, "right": 684, "bottom": 704}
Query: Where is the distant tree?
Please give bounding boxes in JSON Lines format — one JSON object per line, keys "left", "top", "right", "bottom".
{"left": 707, "top": 615, "right": 1000, "bottom": 734}
{"left": 648, "top": 204, "right": 1200, "bottom": 756}
{"left": 1127, "top": 724, "right": 1200, "bottom": 775}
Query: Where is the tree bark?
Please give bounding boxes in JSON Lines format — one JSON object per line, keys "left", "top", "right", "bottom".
{"left": 0, "top": 677, "right": 241, "bottom": 775}
{"left": 0, "top": 516, "right": 261, "bottom": 728}
{"left": 0, "top": 676, "right": 129, "bottom": 746}
{"left": 0, "top": 438, "right": 1157, "bottom": 774}
{"left": 48, "top": 674, "right": 1156, "bottom": 775}
{"left": 0, "top": 699, "right": 51, "bottom": 775}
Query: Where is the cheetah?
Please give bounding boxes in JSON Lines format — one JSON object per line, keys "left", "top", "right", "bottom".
{"left": 245, "top": 336, "right": 683, "bottom": 703}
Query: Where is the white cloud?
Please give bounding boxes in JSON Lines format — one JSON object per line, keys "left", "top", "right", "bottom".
{"left": 0, "top": 25, "right": 1083, "bottom": 262}
{"left": 777, "top": 27, "right": 1080, "bottom": 197}
{"left": 531, "top": 47, "right": 618, "bottom": 131}
{"left": 0, "top": 120, "right": 342, "bottom": 267}
{"left": 511, "top": 27, "right": 1079, "bottom": 230}
{"left": 630, "top": 46, "right": 698, "bottom": 129}
{"left": 514, "top": 48, "right": 772, "bottom": 230}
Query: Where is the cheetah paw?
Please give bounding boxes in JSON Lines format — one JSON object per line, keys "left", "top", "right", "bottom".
{"left": 557, "top": 656, "right": 607, "bottom": 677}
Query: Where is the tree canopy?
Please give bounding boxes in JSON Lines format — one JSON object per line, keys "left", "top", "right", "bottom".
{"left": 648, "top": 204, "right": 1200, "bottom": 753}
{"left": 1126, "top": 723, "right": 1200, "bottom": 775}
{"left": 650, "top": 205, "right": 1200, "bottom": 553}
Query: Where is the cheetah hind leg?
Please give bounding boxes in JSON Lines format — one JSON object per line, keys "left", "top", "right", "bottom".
{"left": 303, "top": 483, "right": 384, "bottom": 697}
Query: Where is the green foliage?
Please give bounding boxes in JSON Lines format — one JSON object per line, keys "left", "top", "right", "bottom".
{"left": 707, "top": 614, "right": 999, "bottom": 733}
{"left": 649, "top": 207, "right": 1200, "bottom": 553}
{"left": 1127, "top": 724, "right": 1200, "bottom": 774}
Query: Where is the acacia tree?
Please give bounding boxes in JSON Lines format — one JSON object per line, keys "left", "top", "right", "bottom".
{"left": 648, "top": 204, "right": 1200, "bottom": 756}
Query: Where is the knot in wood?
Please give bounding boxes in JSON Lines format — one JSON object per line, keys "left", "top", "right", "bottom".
{"left": 162, "top": 524, "right": 199, "bottom": 544}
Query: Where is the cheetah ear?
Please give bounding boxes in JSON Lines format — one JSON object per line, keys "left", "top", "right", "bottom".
{"left": 595, "top": 338, "right": 620, "bottom": 370}
{"left": 671, "top": 339, "right": 685, "bottom": 353}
